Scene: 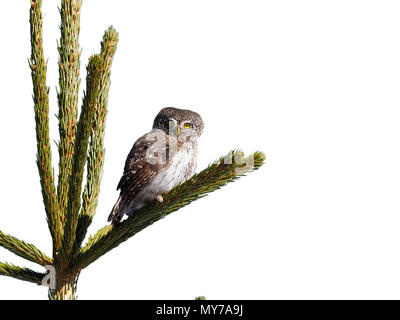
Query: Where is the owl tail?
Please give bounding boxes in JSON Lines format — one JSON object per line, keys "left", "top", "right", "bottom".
{"left": 108, "top": 195, "right": 127, "bottom": 225}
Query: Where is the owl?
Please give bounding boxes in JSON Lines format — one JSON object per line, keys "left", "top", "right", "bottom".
{"left": 108, "top": 107, "right": 204, "bottom": 224}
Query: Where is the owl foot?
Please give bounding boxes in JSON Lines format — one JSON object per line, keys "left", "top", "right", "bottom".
{"left": 156, "top": 195, "right": 164, "bottom": 203}
{"left": 126, "top": 207, "right": 135, "bottom": 216}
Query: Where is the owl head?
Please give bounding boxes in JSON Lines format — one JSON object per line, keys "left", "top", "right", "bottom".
{"left": 153, "top": 107, "right": 204, "bottom": 141}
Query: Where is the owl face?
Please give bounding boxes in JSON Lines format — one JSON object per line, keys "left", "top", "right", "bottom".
{"left": 153, "top": 107, "right": 204, "bottom": 141}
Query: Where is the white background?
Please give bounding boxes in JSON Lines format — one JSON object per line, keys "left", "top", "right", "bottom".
{"left": 0, "top": 0, "right": 400, "bottom": 299}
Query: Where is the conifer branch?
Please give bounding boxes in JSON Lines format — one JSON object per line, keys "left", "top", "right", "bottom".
{"left": 56, "top": 0, "right": 82, "bottom": 249}
{"left": 73, "top": 27, "right": 118, "bottom": 254}
{"left": 3, "top": 0, "right": 266, "bottom": 299}
{"left": 73, "top": 150, "right": 265, "bottom": 271}
{"left": 62, "top": 55, "right": 104, "bottom": 263}
{"left": 0, "top": 262, "right": 46, "bottom": 285}
{"left": 29, "top": 0, "right": 60, "bottom": 252}
{"left": 0, "top": 231, "right": 52, "bottom": 266}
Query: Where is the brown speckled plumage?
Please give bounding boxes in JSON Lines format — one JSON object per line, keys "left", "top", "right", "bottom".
{"left": 108, "top": 107, "right": 204, "bottom": 224}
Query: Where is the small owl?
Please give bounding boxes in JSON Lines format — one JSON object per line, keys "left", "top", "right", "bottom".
{"left": 108, "top": 107, "right": 204, "bottom": 224}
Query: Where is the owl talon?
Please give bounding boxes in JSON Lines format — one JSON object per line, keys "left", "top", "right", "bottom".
{"left": 156, "top": 195, "right": 164, "bottom": 203}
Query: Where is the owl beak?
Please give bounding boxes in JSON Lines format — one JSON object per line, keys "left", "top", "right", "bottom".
{"left": 176, "top": 127, "right": 180, "bottom": 136}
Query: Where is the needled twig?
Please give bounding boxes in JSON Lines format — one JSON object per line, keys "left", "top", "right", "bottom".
{"left": 73, "top": 27, "right": 118, "bottom": 255}
{"left": 29, "top": 0, "right": 60, "bottom": 254}
{"left": 57, "top": 0, "right": 82, "bottom": 257}
{"left": 73, "top": 150, "right": 265, "bottom": 271}
{"left": 0, "top": 262, "right": 46, "bottom": 285}
{"left": 0, "top": 230, "right": 52, "bottom": 266}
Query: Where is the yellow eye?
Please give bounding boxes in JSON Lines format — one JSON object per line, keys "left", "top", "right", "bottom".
{"left": 184, "top": 123, "right": 190, "bottom": 129}
{"left": 168, "top": 120, "right": 175, "bottom": 128}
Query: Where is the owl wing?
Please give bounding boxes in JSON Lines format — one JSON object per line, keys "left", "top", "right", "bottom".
{"left": 108, "top": 131, "right": 166, "bottom": 223}
{"left": 117, "top": 134, "right": 160, "bottom": 193}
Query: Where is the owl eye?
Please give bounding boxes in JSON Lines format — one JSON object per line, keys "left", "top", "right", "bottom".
{"left": 184, "top": 123, "right": 191, "bottom": 129}
{"left": 168, "top": 120, "right": 175, "bottom": 128}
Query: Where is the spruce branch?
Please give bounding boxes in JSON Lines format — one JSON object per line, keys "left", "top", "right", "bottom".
{"left": 29, "top": 0, "right": 60, "bottom": 253}
{"left": 62, "top": 55, "right": 104, "bottom": 263}
{"left": 2, "top": 0, "right": 266, "bottom": 299}
{"left": 73, "top": 27, "right": 118, "bottom": 254}
{"left": 56, "top": 0, "right": 82, "bottom": 247}
{"left": 0, "top": 262, "right": 46, "bottom": 285}
{"left": 73, "top": 150, "right": 265, "bottom": 271}
{"left": 0, "top": 231, "right": 52, "bottom": 266}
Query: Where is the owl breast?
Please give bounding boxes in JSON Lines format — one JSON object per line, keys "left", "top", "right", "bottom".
{"left": 130, "top": 140, "right": 197, "bottom": 209}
